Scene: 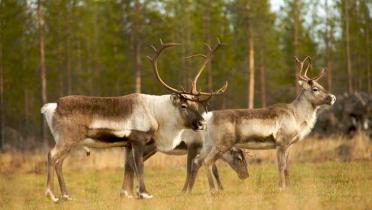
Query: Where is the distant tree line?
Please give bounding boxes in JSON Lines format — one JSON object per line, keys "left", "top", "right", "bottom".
{"left": 0, "top": 0, "right": 371, "bottom": 149}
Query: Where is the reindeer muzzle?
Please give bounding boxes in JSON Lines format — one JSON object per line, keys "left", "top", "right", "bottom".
{"left": 328, "top": 94, "right": 336, "bottom": 105}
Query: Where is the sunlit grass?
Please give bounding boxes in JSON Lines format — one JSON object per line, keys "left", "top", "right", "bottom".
{"left": 1, "top": 134, "right": 371, "bottom": 209}
{"left": 1, "top": 161, "right": 371, "bottom": 210}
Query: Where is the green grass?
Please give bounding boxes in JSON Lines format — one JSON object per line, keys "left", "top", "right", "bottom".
{"left": 1, "top": 161, "right": 371, "bottom": 210}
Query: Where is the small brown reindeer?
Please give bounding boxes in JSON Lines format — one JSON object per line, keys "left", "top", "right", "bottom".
{"left": 187, "top": 56, "right": 336, "bottom": 192}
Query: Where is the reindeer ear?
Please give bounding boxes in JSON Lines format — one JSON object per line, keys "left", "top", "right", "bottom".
{"left": 170, "top": 94, "right": 181, "bottom": 104}
{"left": 297, "top": 77, "right": 311, "bottom": 89}
{"left": 297, "top": 76, "right": 306, "bottom": 86}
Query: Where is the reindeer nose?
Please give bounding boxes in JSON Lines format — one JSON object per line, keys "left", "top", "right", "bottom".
{"left": 329, "top": 94, "right": 336, "bottom": 105}
{"left": 197, "top": 120, "right": 206, "bottom": 130}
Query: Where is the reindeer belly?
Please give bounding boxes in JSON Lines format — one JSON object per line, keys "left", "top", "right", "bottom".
{"left": 236, "top": 119, "right": 277, "bottom": 149}
{"left": 81, "top": 128, "right": 131, "bottom": 148}
{"left": 236, "top": 135, "right": 276, "bottom": 150}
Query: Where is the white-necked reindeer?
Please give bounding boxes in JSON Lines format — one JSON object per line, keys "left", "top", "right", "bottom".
{"left": 41, "top": 40, "right": 228, "bottom": 202}
{"left": 187, "top": 57, "right": 336, "bottom": 192}
{"left": 121, "top": 129, "right": 249, "bottom": 197}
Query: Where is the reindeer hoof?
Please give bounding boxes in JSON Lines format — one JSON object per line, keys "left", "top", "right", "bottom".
{"left": 210, "top": 189, "right": 218, "bottom": 195}
{"left": 137, "top": 192, "right": 153, "bottom": 199}
{"left": 45, "top": 189, "right": 59, "bottom": 203}
{"left": 62, "top": 194, "right": 73, "bottom": 201}
{"left": 278, "top": 186, "right": 286, "bottom": 192}
{"left": 120, "top": 190, "right": 134, "bottom": 199}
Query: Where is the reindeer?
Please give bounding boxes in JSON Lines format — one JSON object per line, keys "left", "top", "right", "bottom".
{"left": 41, "top": 40, "right": 228, "bottom": 202}
{"left": 121, "top": 129, "right": 249, "bottom": 197}
{"left": 186, "top": 57, "right": 336, "bottom": 192}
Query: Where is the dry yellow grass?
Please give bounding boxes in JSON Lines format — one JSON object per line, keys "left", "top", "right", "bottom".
{"left": 0, "top": 134, "right": 371, "bottom": 210}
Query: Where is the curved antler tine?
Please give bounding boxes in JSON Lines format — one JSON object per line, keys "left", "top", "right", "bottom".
{"left": 216, "top": 38, "right": 222, "bottom": 45}
{"left": 313, "top": 68, "right": 327, "bottom": 81}
{"left": 294, "top": 56, "right": 304, "bottom": 75}
{"left": 191, "top": 40, "right": 224, "bottom": 95}
{"left": 303, "top": 63, "right": 311, "bottom": 78}
{"left": 303, "top": 56, "right": 311, "bottom": 63}
{"left": 184, "top": 54, "right": 207, "bottom": 60}
{"left": 294, "top": 56, "right": 301, "bottom": 63}
{"left": 303, "top": 56, "right": 311, "bottom": 77}
{"left": 146, "top": 55, "right": 152, "bottom": 61}
{"left": 147, "top": 40, "right": 182, "bottom": 94}
{"left": 198, "top": 81, "right": 228, "bottom": 96}
{"left": 203, "top": 42, "right": 212, "bottom": 51}
{"left": 150, "top": 45, "right": 157, "bottom": 52}
{"left": 294, "top": 56, "right": 312, "bottom": 79}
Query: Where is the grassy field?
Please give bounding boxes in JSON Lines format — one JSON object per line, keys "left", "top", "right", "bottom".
{"left": 1, "top": 135, "right": 372, "bottom": 210}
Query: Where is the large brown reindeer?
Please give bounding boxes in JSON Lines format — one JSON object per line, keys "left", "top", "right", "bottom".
{"left": 121, "top": 130, "right": 249, "bottom": 198}
{"left": 187, "top": 57, "right": 336, "bottom": 192}
{"left": 41, "top": 40, "right": 228, "bottom": 202}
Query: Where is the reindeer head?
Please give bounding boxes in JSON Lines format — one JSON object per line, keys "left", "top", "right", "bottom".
{"left": 221, "top": 147, "right": 249, "bottom": 179}
{"left": 295, "top": 56, "right": 336, "bottom": 107}
{"left": 147, "top": 39, "right": 228, "bottom": 130}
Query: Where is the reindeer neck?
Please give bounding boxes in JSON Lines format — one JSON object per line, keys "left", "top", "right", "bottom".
{"left": 290, "top": 91, "right": 318, "bottom": 123}
{"left": 142, "top": 94, "right": 185, "bottom": 151}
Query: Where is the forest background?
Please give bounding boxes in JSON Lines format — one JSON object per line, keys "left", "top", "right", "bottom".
{"left": 0, "top": 0, "right": 371, "bottom": 149}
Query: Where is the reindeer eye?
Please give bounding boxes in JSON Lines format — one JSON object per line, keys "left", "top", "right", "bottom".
{"left": 181, "top": 104, "right": 187, "bottom": 109}
{"left": 312, "top": 88, "right": 318, "bottom": 92}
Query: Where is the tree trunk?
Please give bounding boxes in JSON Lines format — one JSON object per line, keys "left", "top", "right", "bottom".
{"left": 66, "top": 6, "right": 72, "bottom": 95}
{"left": 24, "top": 88, "right": 29, "bottom": 135}
{"left": 203, "top": 1, "right": 212, "bottom": 91}
{"left": 0, "top": 36, "right": 3, "bottom": 150}
{"left": 325, "top": 0, "right": 333, "bottom": 92}
{"left": 134, "top": 0, "right": 142, "bottom": 93}
{"left": 367, "top": 23, "right": 371, "bottom": 94}
{"left": 293, "top": 0, "right": 300, "bottom": 93}
{"left": 259, "top": 55, "right": 266, "bottom": 108}
{"left": 248, "top": 24, "right": 255, "bottom": 109}
{"left": 344, "top": 0, "right": 353, "bottom": 93}
{"left": 37, "top": 0, "right": 48, "bottom": 146}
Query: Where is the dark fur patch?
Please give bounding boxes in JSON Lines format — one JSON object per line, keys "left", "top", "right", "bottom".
{"left": 239, "top": 134, "right": 275, "bottom": 144}
{"left": 55, "top": 94, "right": 139, "bottom": 119}
{"left": 87, "top": 128, "right": 128, "bottom": 143}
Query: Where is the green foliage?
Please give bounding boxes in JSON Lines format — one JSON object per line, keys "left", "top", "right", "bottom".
{"left": 0, "top": 0, "right": 371, "bottom": 147}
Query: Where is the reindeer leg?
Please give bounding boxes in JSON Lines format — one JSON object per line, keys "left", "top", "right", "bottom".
{"left": 276, "top": 146, "right": 288, "bottom": 191}
{"left": 187, "top": 158, "right": 202, "bottom": 193}
{"left": 131, "top": 142, "right": 152, "bottom": 199}
{"left": 203, "top": 147, "right": 220, "bottom": 194}
{"left": 120, "top": 147, "right": 135, "bottom": 198}
{"left": 54, "top": 146, "right": 72, "bottom": 201}
{"left": 284, "top": 149, "right": 290, "bottom": 185}
{"left": 182, "top": 145, "right": 198, "bottom": 193}
{"left": 187, "top": 145, "right": 212, "bottom": 193}
{"left": 212, "top": 164, "right": 224, "bottom": 191}
{"left": 45, "top": 150, "right": 59, "bottom": 203}
{"left": 206, "top": 164, "right": 217, "bottom": 193}
{"left": 121, "top": 143, "right": 156, "bottom": 198}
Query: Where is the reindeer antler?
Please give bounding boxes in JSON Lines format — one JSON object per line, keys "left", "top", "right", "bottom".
{"left": 185, "top": 38, "right": 228, "bottom": 99}
{"left": 295, "top": 56, "right": 326, "bottom": 81}
{"left": 147, "top": 39, "right": 182, "bottom": 94}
